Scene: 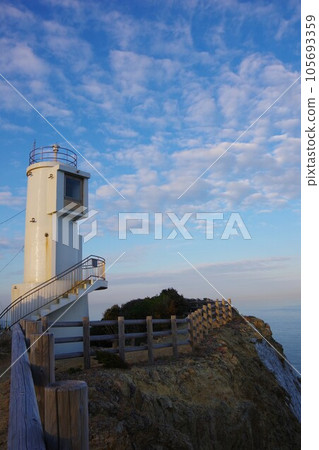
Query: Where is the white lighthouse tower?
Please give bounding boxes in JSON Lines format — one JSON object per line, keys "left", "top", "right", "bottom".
{"left": 7, "top": 144, "right": 107, "bottom": 353}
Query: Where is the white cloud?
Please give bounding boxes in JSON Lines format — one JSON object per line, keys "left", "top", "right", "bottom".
{"left": 0, "top": 190, "right": 25, "bottom": 207}
{"left": 0, "top": 39, "right": 49, "bottom": 77}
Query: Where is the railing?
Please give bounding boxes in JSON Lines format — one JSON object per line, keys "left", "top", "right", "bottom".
{"left": 29, "top": 144, "right": 77, "bottom": 167}
{"left": 36, "top": 298, "right": 234, "bottom": 366}
{"left": 188, "top": 299, "right": 233, "bottom": 347}
{"left": 0, "top": 255, "right": 106, "bottom": 328}
{"left": 51, "top": 315, "right": 189, "bottom": 366}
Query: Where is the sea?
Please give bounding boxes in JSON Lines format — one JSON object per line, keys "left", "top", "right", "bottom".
{"left": 240, "top": 304, "right": 301, "bottom": 374}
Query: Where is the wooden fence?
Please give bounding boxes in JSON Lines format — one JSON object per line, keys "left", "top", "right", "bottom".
{"left": 8, "top": 299, "right": 232, "bottom": 449}
{"left": 188, "top": 298, "right": 233, "bottom": 347}
{"left": 38, "top": 298, "right": 232, "bottom": 367}
{"left": 46, "top": 315, "right": 190, "bottom": 368}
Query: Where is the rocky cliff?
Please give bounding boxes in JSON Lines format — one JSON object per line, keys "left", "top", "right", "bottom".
{"left": 57, "top": 315, "right": 301, "bottom": 450}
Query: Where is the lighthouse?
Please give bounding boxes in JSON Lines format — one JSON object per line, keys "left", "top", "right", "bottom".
{"left": 8, "top": 144, "right": 107, "bottom": 353}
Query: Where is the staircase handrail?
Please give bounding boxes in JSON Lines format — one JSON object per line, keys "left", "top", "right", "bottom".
{"left": 0, "top": 255, "right": 105, "bottom": 321}
{"left": 12, "top": 277, "right": 94, "bottom": 327}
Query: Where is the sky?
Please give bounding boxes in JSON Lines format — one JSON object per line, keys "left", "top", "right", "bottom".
{"left": 0, "top": 0, "right": 301, "bottom": 319}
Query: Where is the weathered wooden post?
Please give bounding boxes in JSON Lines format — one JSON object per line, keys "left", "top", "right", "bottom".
{"left": 146, "top": 316, "right": 154, "bottom": 364}
{"left": 118, "top": 316, "right": 125, "bottom": 361}
{"left": 171, "top": 315, "right": 178, "bottom": 358}
{"left": 227, "top": 298, "right": 232, "bottom": 321}
{"left": 25, "top": 320, "right": 41, "bottom": 342}
{"left": 221, "top": 299, "right": 227, "bottom": 325}
{"left": 29, "top": 332, "right": 55, "bottom": 425}
{"left": 215, "top": 300, "right": 220, "bottom": 327}
{"left": 197, "top": 309, "right": 203, "bottom": 343}
{"left": 41, "top": 316, "right": 48, "bottom": 332}
{"left": 202, "top": 305, "right": 208, "bottom": 335}
{"left": 44, "top": 380, "right": 89, "bottom": 450}
{"left": 188, "top": 313, "right": 195, "bottom": 349}
{"left": 193, "top": 311, "right": 199, "bottom": 343}
{"left": 192, "top": 312, "right": 198, "bottom": 346}
{"left": 207, "top": 303, "right": 214, "bottom": 331}
{"left": 194, "top": 311, "right": 200, "bottom": 344}
{"left": 83, "top": 316, "right": 90, "bottom": 369}
{"left": 8, "top": 324, "right": 46, "bottom": 450}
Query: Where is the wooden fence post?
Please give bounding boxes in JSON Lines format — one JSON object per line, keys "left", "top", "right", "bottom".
{"left": 221, "top": 299, "right": 227, "bottom": 325}
{"left": 118, "top": 316, "right": 125, "bottom": 361}
{"left": 26, "top": 320, "right": 41, "bottom": 342}
{"left": 193, "top": 311, "right": 198, "bottom": 343}
{"left": 83, "top": 317, "right": 90, "bottom": 369}
{"left": 188, "top": 314, "right": 194, "bottom": 349}
{"left": 41, "top": 316, "right": 48, "bottom": 332}
{"left": 227, "top": 298, "right": 232, "bottom": 321}
{"left": 44, "top": 380, "right": 89, "bottom": 450}
{"left": 202, "top": 305, "right": 208, "bottom": 335}
{"left": 207, "top": 303, "right": 214, "bottom": 331}
{"left": 171, "top": 315, "right": 178, "bottom": 358}
{"left": 29, "top": 333, "right": 55, "bottom": 425}
{"left": 197, "top": 309, "right": 203, "bottom": 343}
{"left": 215, "top": 301, "right": 220, "bottom": 327}
{"left": 192, "top": 311, "right": 198, "bottom": 347}
{"left": 196, "top": 311, "right": 200, "bottom": 345}
{"left": 146, "top": 316, "right": 154, "bottom": 364}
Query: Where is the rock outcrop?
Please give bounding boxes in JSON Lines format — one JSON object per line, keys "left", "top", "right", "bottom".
{"left": 57, "top": 315, "right": 301, "bottom": 450}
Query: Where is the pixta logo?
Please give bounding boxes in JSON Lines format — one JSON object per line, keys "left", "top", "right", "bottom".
{"left": 118, "top": 212, "right": 251, "bottom": 240}
{"left": 52, "top": 202, "right": 98, "bottom": 249}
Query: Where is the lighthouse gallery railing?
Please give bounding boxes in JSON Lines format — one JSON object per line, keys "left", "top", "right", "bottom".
{"left": 0, "top": 255, "right": 106, "bottom": 328}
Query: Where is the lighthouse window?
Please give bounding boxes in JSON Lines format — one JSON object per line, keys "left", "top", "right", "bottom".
{"left": 65, "top": 175, "right": 83, "bottom": 204}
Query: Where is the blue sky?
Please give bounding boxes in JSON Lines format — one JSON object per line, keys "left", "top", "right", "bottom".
{"left": 0, "top": 0, "right": 300, "bottom": 319}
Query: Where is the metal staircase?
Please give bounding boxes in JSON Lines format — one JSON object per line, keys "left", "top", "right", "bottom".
{"left": 0, "top": 255, "right": 107, "bottom": 329}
